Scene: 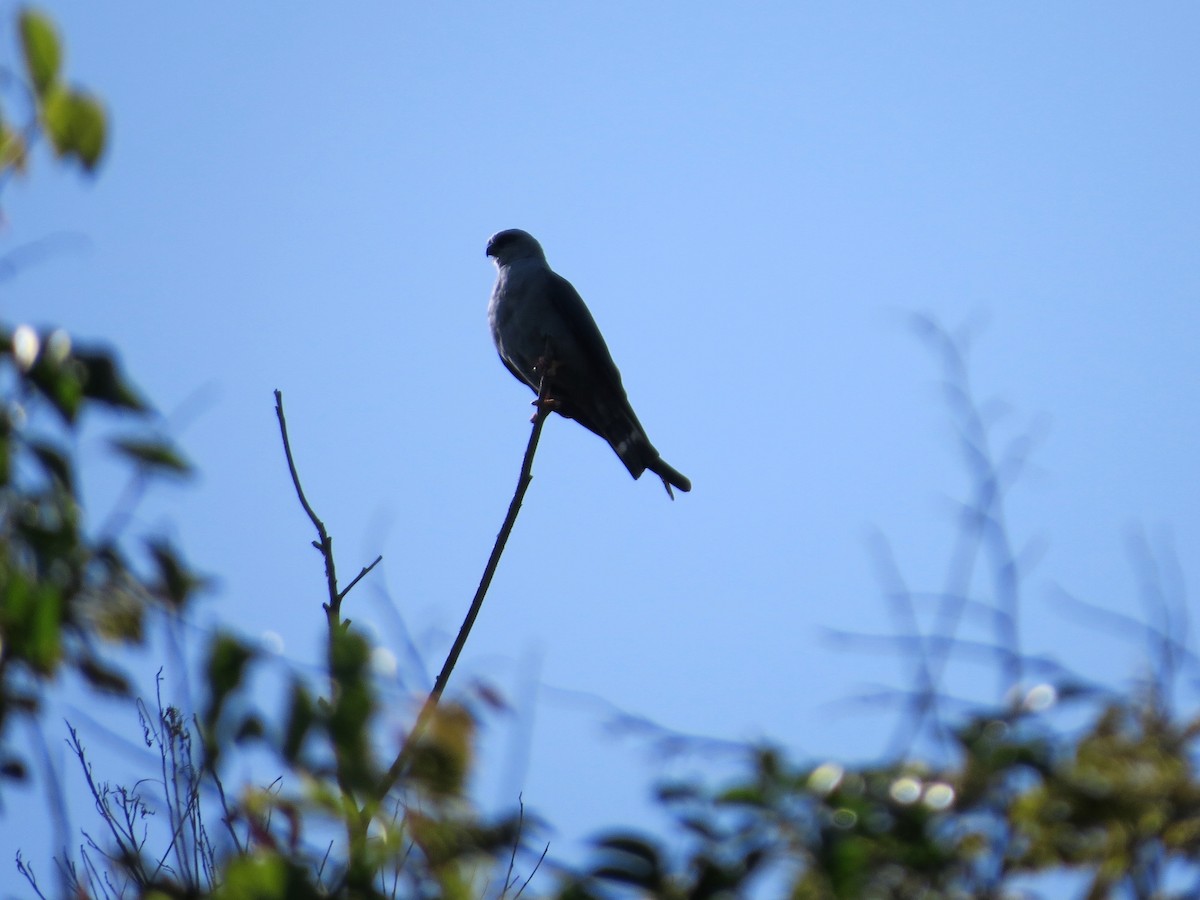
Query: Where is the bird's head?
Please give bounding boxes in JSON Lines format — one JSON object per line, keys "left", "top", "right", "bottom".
{"left": 485, "top": 229, "right": 546, "bottom": 267}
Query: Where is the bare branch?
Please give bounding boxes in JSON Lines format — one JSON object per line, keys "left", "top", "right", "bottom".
{"left": 376, "top": 373, "right": 554, "bottom": 801}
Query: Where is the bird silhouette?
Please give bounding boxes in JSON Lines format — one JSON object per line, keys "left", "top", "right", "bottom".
{"left": 486, "top": 229, "right": 691, "bottom": 498}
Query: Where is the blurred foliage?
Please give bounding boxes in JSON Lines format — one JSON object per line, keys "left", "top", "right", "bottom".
{"left": 4, "top": 6, "right": 107, "bottom": 176}
{"left": 553, "top": 315, "right": 1200, "bottom": 899}
{"left": 1, "top": 5, "right": 181, "bottom": 785}
{"left": 0, "top": 320, "right": 198, "bottom": 785}
{"left": 557, "top": 690, "right": 1200, "bottom": 898}
{"left": 183, "top": 595, "right": 534, "bottom": 897}
{"left": 21, "top": 634, "right": 532, "bottom": 898}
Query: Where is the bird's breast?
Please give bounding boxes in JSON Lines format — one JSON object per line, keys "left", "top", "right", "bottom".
{"left": 489, "top": 264, "right": 554, "bottom": 384}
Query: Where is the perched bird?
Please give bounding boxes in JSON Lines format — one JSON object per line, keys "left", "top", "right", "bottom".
{"left": 486, "top": 228, "right": 691, "bottom": 498}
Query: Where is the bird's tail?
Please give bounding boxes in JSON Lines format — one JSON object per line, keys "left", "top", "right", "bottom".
{"left": 588, "top": 402, "right": 691, "bottom": 499}
{"left": 647, "top": 457, "right": 691, "bottom": 500}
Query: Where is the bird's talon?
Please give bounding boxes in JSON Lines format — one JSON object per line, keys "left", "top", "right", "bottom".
{"left": 529, "top": 396, "right": 560, "bottom": 422}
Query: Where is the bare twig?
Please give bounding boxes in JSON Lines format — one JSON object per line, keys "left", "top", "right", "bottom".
{"left": 515, "top": 843, "right": 550, "bottom": 899}
{"left": 500, "top": 794, "right": 525, "bottom": 899}
{"left": 203, "top": 719, "right": 244, "bottom": 854}
{"left": 16, "top": 851, "right": 52, "bottom": 900}
{"left": 66, "top": 723, "right": 150, "bottom": 887}
{"left": 376, "top": 374, "right": 553, "bottom": 800}
{"left": 340, "top": 555, "right": 383, "bottom": 602}
{"left": 274, "top": 390, "right": 346, "bottom": 627}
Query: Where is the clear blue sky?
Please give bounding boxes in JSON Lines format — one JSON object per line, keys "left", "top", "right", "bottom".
{"left": 4, "top": 1, "right": 1198, "bottom": 882}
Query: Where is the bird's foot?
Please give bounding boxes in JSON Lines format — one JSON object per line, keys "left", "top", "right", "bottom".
{"left": 529, "top": 396, "right": 561, "bottom": 421}
{"left": 530, "top": 352, "right": 562, "bottom": 420}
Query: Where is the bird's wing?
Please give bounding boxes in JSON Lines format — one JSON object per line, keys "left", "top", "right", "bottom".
{"left": 540, "top": 271, "right": 667, "bottom": 480}
{"left": 498, "top": 350, "right": 535, "bottom": 392}
{"left": 544, "top": 271, "right": 626, "bottom": 393}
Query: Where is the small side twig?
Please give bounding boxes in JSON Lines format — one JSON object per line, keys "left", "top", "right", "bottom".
{"left": 340, "top": 555, "right": 383, "bottom": 602}
{"left": 500, "top": 794, "right": 525, "bottom": 898}
{"left": 274, "top": 390, "right": 380, "bottom": 625}
{"left": 15, "top": 851, "right": 51, "bottom": 900}
{"left": 376, "top": 373, "right": 554, "bottom": 801}
{"left": 515, "top": 843, "right": 550, "bottom": 899}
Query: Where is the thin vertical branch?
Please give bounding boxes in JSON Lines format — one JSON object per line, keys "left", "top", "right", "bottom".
{"left": 274, "top": 390, "right": 345, "bottom": 629}
{"left": 376, "top": 375, "right": 553, "bottom": 801}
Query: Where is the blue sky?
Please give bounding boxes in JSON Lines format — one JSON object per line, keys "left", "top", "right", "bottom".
{"left": 3, "top": 1, "right": 1199, "bottom": 882}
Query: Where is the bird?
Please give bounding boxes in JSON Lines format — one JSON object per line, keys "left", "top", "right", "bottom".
{"left": 486, "top": 228, "right": 691, "bottom": 498}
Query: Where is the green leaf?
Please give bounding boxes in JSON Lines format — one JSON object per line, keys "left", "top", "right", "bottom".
{"left": 594, "top": 834, "right": 662, "bottom": 864}
{"left": 42, "top": 86, "right": 106, "bottom": 173}
{"left": 586, "top": 834, "right": 669, "bottom": 892}
{"left": 29, "top": 441, "right": 73, "bottom": 490}
{"left": 206, "top": 634, "right": 253, "bottom": 706}
{"left": 716, "top": 784, "right": 767, "bottom": 806}
{"left": 112, "top": 437, "right": 191, "bottom": 475}
{"left": 235, "top": 713, "right": 265, "bottom": 743}
{"left": 28, "top": 353, "right": 84, "bottom": 423}
{"left": 28, "top": 582, "right": 63, "bottom": 673}
{"left": 655, "top": 781, "right": 700, "bottom": 803}
{"left": 1, "top": 566, "right": 65, "bottom": 674}
{"left": 84, "top": 581, "right": 145, "bottom": 642}
{"left": 145, "top": 538, "right": 205, "bottom": 606}
{"left": 0, "top": 758, "right": 28, "bottom": 781}
{"left": 282, "top": 680, "right": 315, "bottom": 763}
{"left": 408, "top": 703, "right": 473, "bottom": 798}
{"left": 75, "top": 349, "right": 147, "bottom": 411}
{"left": 215, "top": 855, "right": 321, "bottom": 900}
{"left": 0, "top": 120, "right": 28, "bottom": 174}
{"left": 0, "top": 430, "right": 12, "bottom": 488}
{"left": 18, "top": 8, "right": 61, "bottom": 96}
{"left": 203, "top": 633, "right": 255, "bottom": 766}
{"left": 327, "top": 628, "right": 375, "bottom": 789}
{"left": 78, "top": 656, "right": 131, "bottom": 694}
